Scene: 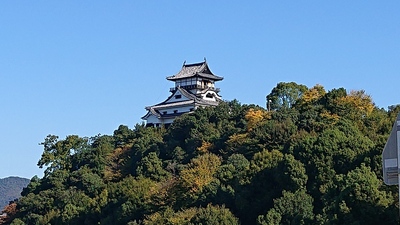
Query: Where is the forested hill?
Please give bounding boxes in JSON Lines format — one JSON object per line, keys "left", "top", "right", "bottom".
{"left": 3, "top": 82, "right": 400, "bottom": 225}
{"left": 0, "top": 177, "right": 29, "bottom": 209}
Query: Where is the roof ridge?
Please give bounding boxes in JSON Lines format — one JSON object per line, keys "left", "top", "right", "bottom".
{"left": 166, "top": 61, "right": 222, "bottom": 81}
{"left": 177, "top": 86, "right": 196, "bottom": 100}
{"left": 184, "top": 62, "right": 205, "bottom": 67}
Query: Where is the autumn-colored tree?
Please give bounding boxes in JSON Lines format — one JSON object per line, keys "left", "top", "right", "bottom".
{"left": 335, "top": 90, "right": 375, "bottom": 122}
{"left": 245, "top": 108, "right": 270, "bottom": 131}
{"left": 179, "top": 153, "right": 222, "bottom": 195}
{"left": 9, "top": 84, "right": 399, "bottom": 225}
{"left": 300, "top": 84, "right": 326, "bottom": 105}
{"left": 0, "top": 202, "right": 18, "bottom": 224}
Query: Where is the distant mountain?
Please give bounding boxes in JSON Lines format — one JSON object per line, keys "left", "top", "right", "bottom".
{"left": 0, "top": 177, "right": 29, "bottom": 210}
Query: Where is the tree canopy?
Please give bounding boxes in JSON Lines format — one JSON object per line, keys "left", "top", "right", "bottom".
{"left": 2, "top": 82, "right": 399, "bottom": 225}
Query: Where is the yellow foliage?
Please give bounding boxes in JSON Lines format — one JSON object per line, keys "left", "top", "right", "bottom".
{"left": 301, "top": 84, "right": 326, "bottom": 104}
{"left": 144, "top": 207, "right": 197, "bottom": 225}
{"left": 104, "top": 144, "right": 133, "bottom": 181}
{"left": 169, "top": 208, "right": 197, "bottom": 224}
{"left": 197, "top": 141, "right": 213, "bottom": 154}
{"left": 179, "top": 153, "right": 221, "bottom": 193}
{"left": 339, "top": 90, "right": 374, "bottom": 116}
{"left": 226, "top": 133, "right": 248, "bottom": 149}
{"left": 144, "top": 211, "right": 164, "bottom": 224}
{"left": 320, "top": 111, "right": 340, "bottom": 123}
{"left": 245, "top": 108, "right": 271, "bottom": 131}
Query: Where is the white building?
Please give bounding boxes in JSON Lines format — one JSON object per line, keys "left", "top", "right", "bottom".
{"left": 142, "top": 60, "right": 223, "bottom": 127}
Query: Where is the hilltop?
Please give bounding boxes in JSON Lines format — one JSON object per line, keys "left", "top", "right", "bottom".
{"left": 0, "top": 177, "right": 29, "bottom": 209}
{"left": 3, "top": 82, "right": 400, "bottom": 225}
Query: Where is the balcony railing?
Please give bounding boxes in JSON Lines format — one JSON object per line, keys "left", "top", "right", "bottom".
{"left": 170, "top": 85, "right": 220, "bottom": 92}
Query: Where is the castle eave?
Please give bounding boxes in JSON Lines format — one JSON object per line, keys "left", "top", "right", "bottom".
{"left": 151, "top": 100, "right": 194, "bottom": 109}
{"left": 166, "top": 61, "right": 222, "bottom": 81}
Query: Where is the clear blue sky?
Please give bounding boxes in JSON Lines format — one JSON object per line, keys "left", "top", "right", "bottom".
{"left": 1, "top": 1, "right": 399, "bottom": 179}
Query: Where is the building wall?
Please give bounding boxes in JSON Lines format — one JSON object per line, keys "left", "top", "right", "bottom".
{"left": 158, "top": 105, "right": 194, "bottom": 115}
{"left": 145, "top": 114, "right": 161, "bottom": 124}
{"left": 145, "top": 104, "right": 194, "bottom": 125}
{"left": 175, "top": 78, "right": 215, "bottom": 89}
{"left": 165, "top": 90, "right": 190, "bottom": 103}
{"left": 199, "top": 90, "right": 221, "bottom": 101}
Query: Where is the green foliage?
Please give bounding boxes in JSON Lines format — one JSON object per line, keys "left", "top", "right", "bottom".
{"left": 136, "top": 152, "right": 170, "bottom": 182}
{"left": 9, "top": 218, "right": 25, "bottom": 225}
{"left": 321, "top": 164, "right": 396, "bottom": 225}
{"left": 143, "top": 204, "right": 239, "bottom": 225}
{"left": 266, "top": 82, "right": 308, "bottom": 110}
{"left": 258, "top": 190, "right": 314, "bottom": 225}
{"left": 144, "top": 206, "right": 197, "bottom": 225}
{"left": 9, "top": 83, "right": 400, "bottom": 225}
{"left": 101, "top": 176, "right": 156, "bottom": 225}
{"left": 189, "top": 204, "right": 239, "bottom": 225}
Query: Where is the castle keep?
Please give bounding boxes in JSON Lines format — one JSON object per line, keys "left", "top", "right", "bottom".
{"left": 142, "top": 60, "right": 223, "bottom": 127}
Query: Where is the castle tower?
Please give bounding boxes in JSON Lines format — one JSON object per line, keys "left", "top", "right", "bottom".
{"left": 142, "top": 60, "right": 223, "bottom": 127}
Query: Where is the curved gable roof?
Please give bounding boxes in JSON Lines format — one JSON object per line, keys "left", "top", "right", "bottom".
{"left": 166, "top": 61, "right": 223, "bottom": 81}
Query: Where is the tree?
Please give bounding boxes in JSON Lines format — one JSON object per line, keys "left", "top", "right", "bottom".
{"left": 0, "top": 202, "right": 18, "bottom": 224}
{"left": 143, "top": 204, "right": 239, "bottom": 225}
{"left": 245, "top": 108, "right": 270, "bottom": 131}
{"left": 136, "top": 152, "right": 170, "bottom": 182}
{"left": 9, "top": 90, "right": 399, "bottom": 225}
{"left": 179, "top": 153, "right": 222, "bottom": 196}
{"left": 322, "top": 164, "right": 397, "bottom": 225}
{"left": 300, "top": 84, "right": 326, "bottom": 105}
{"left": 189, "top": 204, "right": 239, "bottom": 225}
{"left": 258, "top": 190, "right": 314, "bottom": 225}
{"left": 9, "top": 218, "right": 25, "bottom": 225}
{"left": 101, "top": 177, "right": 157, "bottom": 225}
{"left": 113, "top": 125, "right": 135, "bottom": 147}
{"left": 37, "top": 135, "right": 90, "bottom": 176}
{"left": 234, "top": 150, "right": 286, "bottom": 224}
{"left": 143, "top": 206, "right": 196, "bottom": 225}
{"left": 266, "top": 82, "right": 308, "bottom": 110}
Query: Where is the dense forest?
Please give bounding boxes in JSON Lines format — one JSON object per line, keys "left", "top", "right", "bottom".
{"left": 2, "top": 82, "right": 400, "bottom": 225}
{"left": 0, "top": 177, "right": 29, "bottom": 209}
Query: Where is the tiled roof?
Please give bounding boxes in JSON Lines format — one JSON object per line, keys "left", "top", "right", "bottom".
{"left": 178, "top": 86, "right": 219, "bottom": 106}
{"left": 160, "top": 111, "right": 186, "bottom": 118}
{"left": 143, "top": 86, "right": 219, "bottom": 117}
{"left": 166, "top": 61, "right": 223, "bottom": 81}
{"left": 177, "top": 86, "right": 197, "bottom": 101}
{"left": 151, "top": 99, "right": 194, "bottom": 109}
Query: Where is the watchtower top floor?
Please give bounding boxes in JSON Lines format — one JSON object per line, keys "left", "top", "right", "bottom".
{"left": 167, "top": 61, "right": 223, "bottom": 93}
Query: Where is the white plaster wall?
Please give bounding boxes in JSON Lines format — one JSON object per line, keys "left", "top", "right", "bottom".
{"left": 145, "top": 114, "right": 160, "bottom": 124}
{"left": 200, "top": 90, "right": 220, "bottom": 101}
{"left": 165, "top": 90, "right": 190, "bottom": 103}
{"left": 161, "top": 118, "right": 175, "bottom": 124}
{"left": 159, "top": 105, "right": 193, "bottom": 115}
{"left": 145, "top": 105, "right": 194, "bottom": 125}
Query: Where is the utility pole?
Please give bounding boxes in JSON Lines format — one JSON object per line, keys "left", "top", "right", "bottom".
{"left": 266, "top": 96, "right": 271, "bottom": 111}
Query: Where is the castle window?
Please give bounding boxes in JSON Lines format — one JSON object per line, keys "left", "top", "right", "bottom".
{"left": 174, "top": 110, "right": 178, "bottom": 114}
{"left": 163, "top": 111, "right": 167, "bottom": 115}
{"left": 175, "top": 95, "right": 182, "bottom": 99}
